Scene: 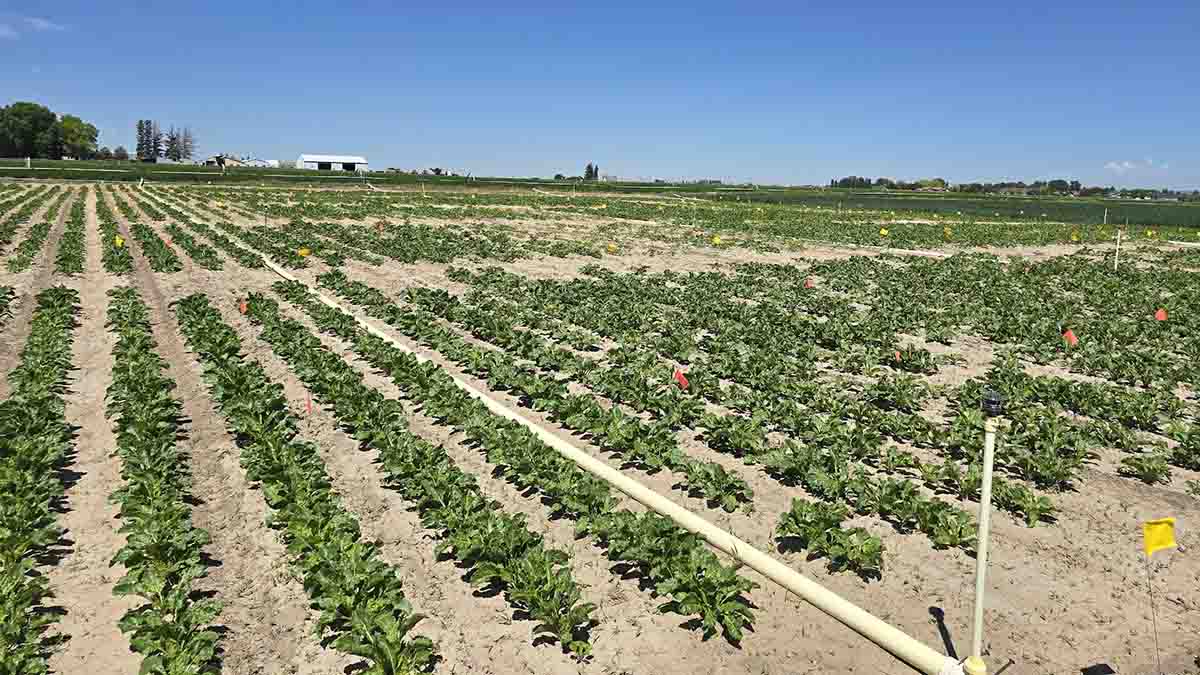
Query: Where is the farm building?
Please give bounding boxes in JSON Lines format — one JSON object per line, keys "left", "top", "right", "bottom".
{"left": 296, "top": 154, "right": 368, "bottom": 171}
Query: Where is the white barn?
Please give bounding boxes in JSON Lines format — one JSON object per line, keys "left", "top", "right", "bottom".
{"left": 296, "top": 154, "right": 368, "bottom": 171}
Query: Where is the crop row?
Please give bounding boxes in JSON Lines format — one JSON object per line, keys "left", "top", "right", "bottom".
{"left": 0, "top": 185, "right": 54, "bottom": 253}
{"left": 0, "top": 286, "right": 80, "bottom": 673}
{"left": 118, "top": 188, "right": 225, "bottom": 270}
{"left": 272, "top": 279, "right": 759, "bottom": 642}
{"left": 172, "top": 293, "right": 436, "bottom": 673}
{"left": 447, "top": 266, "right": 1081, "bottom": 487}
{"left": 419, "top": 273, "right": 1004, "bottom": 531}
{"left": 6, "top": 188, "right": 71, "bottom": 270}
{"left": 53, "top": 190, "right": 87, "bottom": 275}
{"left": 132, "top": 189, "right": 263, "bottom": 269}
{"left": 104, "top": 286, "right": 222, "bottom": 672}
{"left": 96, "top": 187, "right": 134, "bottom": 275}
{"left": 315, "top": 271, "right": 753, "bottom": 512}
{"left": 242, "top": 290, "right": 597, "bottom": 656}
{"left": 0, "top": 286, "right": 15, "bottom": 324}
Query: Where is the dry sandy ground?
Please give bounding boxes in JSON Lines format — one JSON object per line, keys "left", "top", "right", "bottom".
{"left": 0, "top": 182, "right": 1196, "bottom": 675}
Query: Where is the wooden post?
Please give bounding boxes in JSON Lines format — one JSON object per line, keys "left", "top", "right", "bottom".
{"left": 1103, "top": 207, "right": 1108, "bottom": 225}
{"left": 1114, "top": 228, "right": 1122, "bottom": 271}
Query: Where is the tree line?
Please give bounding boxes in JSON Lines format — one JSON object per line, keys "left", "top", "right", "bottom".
{"left": 554, "top": 162, "right": 602, "bottom": 181}
{"left": 136, "top": 120, "right": 196, "bottom": 162}
{"left": 0, "top": 101, "right": 104, "bottom": 159}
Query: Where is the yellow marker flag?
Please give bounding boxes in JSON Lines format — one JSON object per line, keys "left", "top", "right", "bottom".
{"left": 711, "top": 235, "right": 722, "bottom": 245}
{"left": 114, "top": 235, "right": 124, "bottom": 248}
{"left": 298, "top": 247, "right": 311, "bottom": 258}
{"left": 1143, "top": 518, "right": 1176, "bottom": 557}
{"left": 879, "top": 228, "right": 889, "bottom": 237}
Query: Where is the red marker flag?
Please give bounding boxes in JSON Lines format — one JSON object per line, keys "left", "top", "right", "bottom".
{"left": 894, "top": 350, "right": 902, "bottom": 362}
{"left": 238, "top": 299, "right": 248, "bottom": 315}
{"left": 673, "top": 369, "right": 690, "bottom": 390}
{"left": 1063, "top": 329, "right": 1078, "bottom": 347}
{"left": 803, "top": 277, "right": 815, "bottom": 289}
{"left": 1155, "top": 308, "right": 1168, "bottom": 322}
{"left": 305, "top": 392, "right": 313, "bottom": 415}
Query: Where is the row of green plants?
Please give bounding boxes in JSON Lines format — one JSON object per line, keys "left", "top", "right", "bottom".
{"left": 173, "top": 187, "right": 601, "bottom": 261}
{"left": 775, "top": 499, "right": 884, "bottom": 579}
{"left": 447, "top": 264, "right": 1092, "bottom": 494}
{"left": 6, "top": 188, "right": 73, "bottom": 272}
{"left": 171, "top": 293, "right": 437, "bottom": 674}
{"left": 317, "top": 271, "right": 752, "bottom": 512}
{"left": 96, "top": 186, "right": 134, "bottom": 275}
{"left": 0, "top": 286, "right": 80, "bottom": 673}
{"left": 272, "top": 280, "right": 759, "bottom": 643}
{"left": 53, "top": 189, "right": 87, "bottom": 275}
{"left": 0, "top": 285, "right": 15, "bottom": 323}
{"left": 243, "top": 290, "right": 597, "bottom": 657}
{"left": 0, "top": 185, "right": 54, "bottom": 254}
{"left": 439, "top": 269, "right": 1044, "bottom": 533}
{"left": 132, "top": 188, "right": 264, "bottom": 269}
{"left": 104, "top": 187, "right": 184, "bottom": 272}
{"left": 105, "top": 286, "right": 222, "bottom": 673}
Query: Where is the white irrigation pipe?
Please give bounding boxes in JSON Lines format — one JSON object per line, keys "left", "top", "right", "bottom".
{"left": 259, "top": 258, "right": 966, "bottom": 675}
{"left": 966, "top": 417, "right": 1000, "bottom": 675}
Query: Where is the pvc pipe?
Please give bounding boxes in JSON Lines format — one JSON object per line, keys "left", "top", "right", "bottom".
{"left": 259, "top": 259, "right": 965, "bottom": 675}
{"left": 966, "top": 419, "right": 999, "bottom": 675}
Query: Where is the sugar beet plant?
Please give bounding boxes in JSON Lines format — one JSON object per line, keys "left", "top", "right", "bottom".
{"left": 0, "top": 185, "right": 54, "bottom": 254}
{"left": 133, "top": 189, "right": 263, "bottom": 269}
{"left": 276, "top": 279, "right": 758, "bottom": 643}
{"left": 7, "top": 188, "right": 73, "bottom": 272}
{"left": 96, "top": 188, "right": 134, "bottom": 275}
{"left": 0, "top": 286, "right": 80, "bottom": 674}
{"left": 244, "top": 291, "right": 597, "bottom": 657}
{"left": 53, "top": 190, "right": 87, "bottom": 275}
{"left": 105, "top": 286, "right": 222, "bottom": 673}
{"left": 172, "top": 294, "right": 436, "bottom": 674}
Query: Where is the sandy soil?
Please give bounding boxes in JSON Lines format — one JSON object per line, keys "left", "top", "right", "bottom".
{"left": 45, "top": 188, "right": 139, "bottom": 673}
{"left": 2, "top": 182, "right": 1194, "bottom": 675}
{"left": 161, "top": 184, "right": 1200, "bottom": 673}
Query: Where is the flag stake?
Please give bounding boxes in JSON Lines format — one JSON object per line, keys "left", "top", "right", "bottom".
{"left": 1145, "top": 556, "right": 1163, "bottom": 674}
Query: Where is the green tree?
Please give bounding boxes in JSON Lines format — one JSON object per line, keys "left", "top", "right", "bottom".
{"left": 60, "top": 114, "right": 99, "bottom": 159}
{"left": 97, "top": 146, "right": 113, "bottom": 160}
{"left": 164, "top": 126, "right": 183, "bottom": 161}
{"left": 0, "top": 102, "right": 59, "bottom": 157}
{"left": 113, "top": 146, "right": 129, "bottom": 161}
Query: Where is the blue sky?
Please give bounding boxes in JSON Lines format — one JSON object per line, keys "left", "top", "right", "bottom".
{"left": 2, "top": 2, "right": 1197, "bottom": 188}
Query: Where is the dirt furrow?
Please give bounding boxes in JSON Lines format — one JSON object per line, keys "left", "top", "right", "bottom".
{"left": 46, "top": 186, "right": 138, "bottom": 673}
{"left": 106, "top": 182, "right": 346, "bottom": 674}
{"left": 0, "top": 188, "right": 76, "bottom": 395}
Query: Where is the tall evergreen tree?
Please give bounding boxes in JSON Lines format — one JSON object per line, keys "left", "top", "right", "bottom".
{"left": 136, "top": 120, "right": 148, "bottom": 160}
{"left": 164, "top": 126, "right": 182, "bottom": 161}
{"left": 181, "top": 127, "right": 195, "bottom": 159}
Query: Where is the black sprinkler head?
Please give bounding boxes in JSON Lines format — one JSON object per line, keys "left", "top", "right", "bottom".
{"left": 982, "top": 389, "right": 1004, "bottom": 418}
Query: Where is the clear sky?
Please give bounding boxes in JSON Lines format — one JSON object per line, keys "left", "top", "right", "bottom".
{"left": 2, "top": 2, "right": 1197, "bottom": 188}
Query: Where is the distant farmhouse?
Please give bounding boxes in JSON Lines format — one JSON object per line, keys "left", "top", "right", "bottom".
{"left": 297, "top": 154, "right": 368, "bottom": 171}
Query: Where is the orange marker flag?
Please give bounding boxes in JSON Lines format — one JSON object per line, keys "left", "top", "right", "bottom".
{"left": 1155, "top": 308, "right": 1168, "bottom": 322}
{"left": 803, "top": 277, "right": 815, "bottom": 289}
{"left": 1063, "top": 329, "right": 1078, "bottom": 347}
{"left": 305, "top": 392, "right": 313, "bottom": 415}
{"left": 238, "top": 299, "right": 248, "bottom": 315}
{"left": 673, "top": 369, "right": 690, "bottom": 391}
{"left": 894, "top": 350, "right": 902, "bottom": 363}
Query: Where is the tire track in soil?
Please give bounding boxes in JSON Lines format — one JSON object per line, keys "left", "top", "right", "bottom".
{"left": 107, "top": 181, "right": 347, "bottom": 675}
{"left": 0, "top": 187, "right": 76, "bottom": 397}
{"left": 46, "top": 185, "right": 139, "bottom": 673}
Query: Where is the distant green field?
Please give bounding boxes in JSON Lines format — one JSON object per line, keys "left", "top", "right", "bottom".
{"left": 3, "top": 158, "right": 1197, "bottom": 227}
{"left": 717, "top": 190, "right": 1200, "bottom": 228}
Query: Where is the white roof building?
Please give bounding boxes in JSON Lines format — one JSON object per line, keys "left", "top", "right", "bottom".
{"left": 297, "top": 154, "right": 368, "bottom": 171}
